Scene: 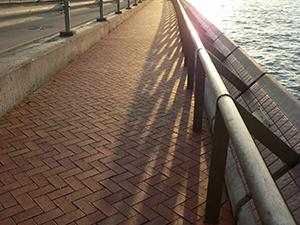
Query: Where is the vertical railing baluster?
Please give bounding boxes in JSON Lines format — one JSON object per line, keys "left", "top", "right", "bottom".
{"left": 204, "top": 106, "right": 229, "bottom": 223}
{"left": 97, "top": 0, "right": 107, "bottom": 21}
{"left": 60, "top": 0, "right": 75, "bottom": 36}
{"left": 193, "top": 55, "right": 205, "bottom": 131}
{"left": 115, "top": 0, "right": 122, "bottom": 14}
{"left": 126, "top": 0, "right": 131, "bottom": 9}
{"left": 186, "top": 38, "right": 194, "bottom": 90}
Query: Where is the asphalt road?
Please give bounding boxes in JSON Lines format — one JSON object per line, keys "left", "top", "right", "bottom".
{"left": 0, "top": 1, "right": 134, "bottom": 54}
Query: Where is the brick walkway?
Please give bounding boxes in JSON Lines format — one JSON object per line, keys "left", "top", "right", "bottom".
{"left": 0, "top": 0, "right": 234, "bottom": 224}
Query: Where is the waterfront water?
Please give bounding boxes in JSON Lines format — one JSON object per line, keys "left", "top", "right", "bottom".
{"left": 188, "top": 0, "right": 300, "bottom": 100}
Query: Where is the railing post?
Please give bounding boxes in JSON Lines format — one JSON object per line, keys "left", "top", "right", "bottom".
{"left": 186, "top": 39, "right": 195, "bottom": 90}
{"left": 115, "top": 0, "right": 122, "bottom": 14}
{"left": 126, "top": 0, "right": 131, "bottom": 9}
{"left": 174, "top": 0, "right": 297, "bottom": 223}
{"left": 138, "top": 0, "right": 142, "bottom": 4}
{"left": 204, "top": 105, "right": 229, "bottom": 223}
{"left": 172, "top": 0, "right": 186, "bottom": 57}
{"left": 193, "top": 54, "right": 205, "bottom": 131}
{"left": 180, "top": 17, "right": 190, "bottom": 75}
{"left": 97, "top": 0, "right": 106, "bottom": 21}
{"left": 181, "top": 24, "right": 189, "bottom": 67}
{"left": 60, "top": 0, "right": 75, "bottom": 36}
{"left": 133, "top": 0, "right": 137, "bottom": 6}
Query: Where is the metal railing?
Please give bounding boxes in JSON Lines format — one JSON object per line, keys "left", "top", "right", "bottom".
{"left": 172, "top": 0, "right": 297, "bottom": 224}
{"left": 60, "top": 0, "right": 108, "bottom": 36}
{"left": 1, "top": 0, "right": 141, "bottom": 35}
{"left": 0, "top": 0, "right": 143, "bottom": 52}
{"left": 59, "top": 0, "right": 135, "bottom": 35}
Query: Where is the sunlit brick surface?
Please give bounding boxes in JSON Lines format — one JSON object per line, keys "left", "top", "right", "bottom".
{"left": 0, "top": 0, "right": 234, "bottom": 224}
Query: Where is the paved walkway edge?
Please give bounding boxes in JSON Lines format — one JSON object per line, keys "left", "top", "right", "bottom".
{"left": 0, "top": 0, "right": 152, "bottom": 119}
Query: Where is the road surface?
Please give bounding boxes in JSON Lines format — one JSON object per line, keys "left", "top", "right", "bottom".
{"left": 0, "top": 0, "right": 134, "bottom": 54}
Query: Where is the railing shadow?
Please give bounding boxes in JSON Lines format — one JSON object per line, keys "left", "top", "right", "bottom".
{"left": 0, "top": 0, "right": 232, "bottom": 224}
{"left": 107, "top": 0, "right": 216, "bottom": 223}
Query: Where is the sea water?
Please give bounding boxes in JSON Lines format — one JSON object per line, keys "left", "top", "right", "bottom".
{"left": 187, "top": 0, "right": 300, "bottom": 100}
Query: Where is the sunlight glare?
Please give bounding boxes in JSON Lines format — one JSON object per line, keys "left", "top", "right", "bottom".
{"left": 187, "top": 0, "right": 227, "bottom": 23}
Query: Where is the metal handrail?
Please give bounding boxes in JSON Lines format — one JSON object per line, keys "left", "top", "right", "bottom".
{"left": 172, "top": 0, "right": 296, "bottom": 224}
{"left": 1, "top": 0, "right": 116, "bottom": 36}
{"left": 0, "top": 0, "right": 136, "bottom": 22}
{"left": 0, "top": 1, "right": 101, "bottom": 20}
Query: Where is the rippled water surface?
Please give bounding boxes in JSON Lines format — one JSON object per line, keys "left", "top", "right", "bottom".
{"left": 188, "top": 0, "right": 300, "bottom": 100}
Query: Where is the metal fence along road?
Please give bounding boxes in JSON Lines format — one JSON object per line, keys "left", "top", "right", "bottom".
{"left": 0, "top": 0, "right": 136, "bottom": 54}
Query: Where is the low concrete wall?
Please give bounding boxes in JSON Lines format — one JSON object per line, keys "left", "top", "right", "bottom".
{"left": 0, "top": 0, "right": 150, "bottom": 118}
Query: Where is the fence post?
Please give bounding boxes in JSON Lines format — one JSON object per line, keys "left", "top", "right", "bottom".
{"left": 126, "top": 0, "right": 131, "bottom": 9}
{"left": 204, "top": 105, "right": 229, "bottom": 223}
{"left": 181, "top": 24, "right": 189, "bottom": 67}
{"left": 97, "top": 0, "right": 106, "bottom": 21}
{"left": 186, "top": 39, "right": 195, "bottom": 90}
{"left": 193, "top": 55, "right": 205, "bottom": 131}
{"left": 60, "top": 0, "right": 75, "bottom": 36}
{"left": 115, "top": 0, "right": 122, "bottom": 14}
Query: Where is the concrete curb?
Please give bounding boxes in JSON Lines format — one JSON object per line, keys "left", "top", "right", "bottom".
{"left": 0, "top": 0, "right": 151, "bottom": 118}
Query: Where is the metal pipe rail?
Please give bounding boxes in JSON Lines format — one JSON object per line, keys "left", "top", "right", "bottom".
{"left": 172, "top": 0, "right": 296, "bottom": 224}
{"left": 0, "top": 1, "right": 101, "bottom": 21}
{"left": 0, "top": 0, "right": 141, "bottom": 51}
{"left": 0, "top": 0, "right": 139, "bottom": 21}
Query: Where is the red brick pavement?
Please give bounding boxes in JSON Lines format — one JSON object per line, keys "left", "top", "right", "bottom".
{"left": 0, "top": 0, "right": 234, "bottom": 224}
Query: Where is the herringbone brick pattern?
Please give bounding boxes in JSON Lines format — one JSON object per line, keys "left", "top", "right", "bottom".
{"left": 0, "top": 0, "right": 234, "bottom": 224}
